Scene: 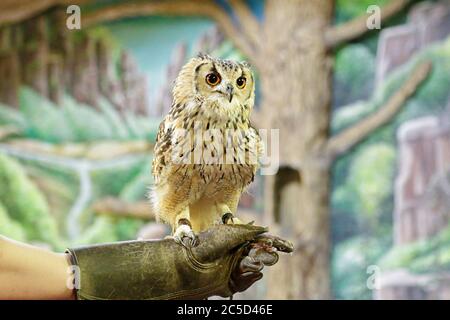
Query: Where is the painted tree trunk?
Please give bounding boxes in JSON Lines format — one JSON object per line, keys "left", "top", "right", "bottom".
{"left": 0, "top": 26, "right": 21, "bottom": 108}
{"left": 72, "top": 35, "right": 99, "bottom": 108}
{"left": 21, "top": 16, "right": 49, "bottom": 98}
{"left": 51, "top": 7, "right": 75, "bottom": 93}
{"left": 48, "top": 53, "right": 64, "bottom": 104}
{"left": 260, "top": 0, "right": 333, "bottom": 299}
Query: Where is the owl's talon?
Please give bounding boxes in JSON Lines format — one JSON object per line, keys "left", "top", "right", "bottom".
{"left": 239, "top": 256, "right": 264, "bottom": 273}
{"left": 222, "top": 212, "right": 244, "bottom": 225}
{"left": 173, "top": 224, "right": 198, "bottom": 247}
{"left": 222, "top": 212, "right": 235, "bottom": 224}
{"left": 183, "top": 231, "right": 199, "bottom": 247}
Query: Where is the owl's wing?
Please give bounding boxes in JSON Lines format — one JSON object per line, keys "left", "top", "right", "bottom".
{"left": 152, "top": 117, "right": 173, "bottom": 185}
{"left": 249, "top": 125, "right": 264, "bottom": 168}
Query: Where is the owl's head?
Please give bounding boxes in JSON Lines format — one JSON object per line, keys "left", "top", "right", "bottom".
{"left": 172, "top": 54, "right": 255, "bottom": 120}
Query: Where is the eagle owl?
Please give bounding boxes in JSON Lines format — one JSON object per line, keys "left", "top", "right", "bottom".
{"left": 151, "top": 54, "right": 262, "bottom": 246}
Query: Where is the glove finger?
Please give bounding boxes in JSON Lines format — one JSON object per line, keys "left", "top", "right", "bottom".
{"left": 239, "top": 256, "right": 264, "bottom": 273}
{"left": 249, "top": 248, "right": 279, "bottom": 266}
{"left": 230, "top": 271, "right": 263, "bottom": 293}
{"left": 254, "top": 234, "right": 294, "bottom": 253}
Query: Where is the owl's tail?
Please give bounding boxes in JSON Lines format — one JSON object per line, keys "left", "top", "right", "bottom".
{"left": 146, "top": 185, "right": 161, "bottom": 222}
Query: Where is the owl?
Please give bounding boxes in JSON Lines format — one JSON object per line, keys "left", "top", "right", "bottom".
{"left": 151, "top": 54, "right": 263, "bottom": 247}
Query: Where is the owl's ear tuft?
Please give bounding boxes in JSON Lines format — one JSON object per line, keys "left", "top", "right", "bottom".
{"left": 197, "top": 52, "right": 212, "bottom": 60}
{"left": 240, "top": 61, "right": 252, "bottom": 69}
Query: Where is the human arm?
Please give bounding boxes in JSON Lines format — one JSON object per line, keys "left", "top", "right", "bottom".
{"left": 0, "top": 235, "right": 74, "bottom": 300}
{"left": 0, "top": 224, "right": 292, "bottom": 300}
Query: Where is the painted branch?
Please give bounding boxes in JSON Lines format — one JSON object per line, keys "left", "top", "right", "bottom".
{"left": 0, "top": 0, "right": 91, "bottom": 27}
{"left": 48, "top": 54, "right": 64, "bottom": 105}
{"left": 0, "top": 126, "right": 21, "bottom": 140}
{"left": 93, "top": 197, "right": 154, "bottom": 220}
{"left": 229, "top": 0, "right": 261, "bottom": 50}
{"left": 0, "top": 48, "right": 21, "bottom": 108}
{"left": 325, "top": 0, "right": 410, "bottom": 48}
{"left": 21, "top": 16, "right": 49, "bottom": 98}
{"left": 325, "top": 61, "right": 432, "bottom": 159}
{"left": 82, "top": 0, "right": 257, "bottom": 63}
{"left": 2, "top": 139, "right": 153, "bottom": 160}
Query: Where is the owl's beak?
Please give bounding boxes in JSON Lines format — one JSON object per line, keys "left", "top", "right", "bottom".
{"left": 225, "top": 84, "right": 234, "bottom": 103}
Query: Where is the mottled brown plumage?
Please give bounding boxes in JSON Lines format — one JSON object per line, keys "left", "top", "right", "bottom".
{"left": 151, "top": 54, "right": 262, "bottom": 245}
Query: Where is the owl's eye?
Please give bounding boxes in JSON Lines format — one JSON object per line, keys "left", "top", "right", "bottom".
{"left": 236, "top": 76, "right": 246, "bottom": 89}
{"left": 205, "top": 73, "right": 221, "bottom": 86}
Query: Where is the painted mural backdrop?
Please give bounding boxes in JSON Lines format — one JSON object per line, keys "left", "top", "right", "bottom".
{"left": 0, "top": 0, "right": 449, "bottom": 299}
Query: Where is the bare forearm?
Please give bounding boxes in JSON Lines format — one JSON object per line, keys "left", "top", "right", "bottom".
{"left": 0, "top": 235, "right": 74, "bottom": 300}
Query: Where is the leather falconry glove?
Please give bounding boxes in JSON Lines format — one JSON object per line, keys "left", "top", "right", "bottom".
{"left": 66, "top": 224, "right": 293, "bottom": 300}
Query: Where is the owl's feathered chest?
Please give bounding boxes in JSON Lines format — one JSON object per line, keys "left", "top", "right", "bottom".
{"left": 168, "top": 163, "right": 256, "bottom": 198}
{"left": 152, "top": 101, "right": 261, "bottom": 194}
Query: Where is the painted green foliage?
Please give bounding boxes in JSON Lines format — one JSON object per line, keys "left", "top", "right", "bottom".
{"left": 334, "top": 44, "right": 375, "bottom": 106}
{"left": 380, "top": 226, "right": 450, "bottom": 274}
{"left": 0, "top": 202, "right": 27, "bottom": 241}
{"left": 76, "top": 160, "right": 151, "bottom": 245}
{"left": 332, "top": 236, "right": 389, "bottom": 299}
{"left": 331, "top": 36, "right": 450, "bottom": 299}
{"left": 10, "top": 88, "right": 159, "bottom": 143}
{"left": 0, "top": 1, "right": 448, "bottom": 299}
{"left": 332, "top": 36, "right": 450, "bottom": 221}
{"left": 0, "top": 154, "right": 62, "bottom": 247}
{"left": 333, "top": 144, "right": 395, "bottom": 225}
{"left": 336, "top": 0, "right": 390, "bottom": 23}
